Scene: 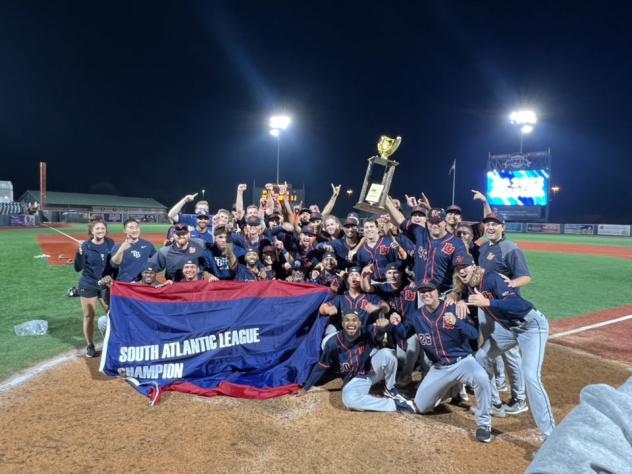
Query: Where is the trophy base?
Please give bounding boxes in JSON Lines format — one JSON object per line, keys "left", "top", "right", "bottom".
{"left": 354, "top": 201, "right": 386, "bottom": 215}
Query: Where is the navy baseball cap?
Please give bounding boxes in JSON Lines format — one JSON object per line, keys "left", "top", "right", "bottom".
{"left": 416, "top": 279, "right": 437, "bottom": 292}
{"left": 427, "top": 208, "right": 446, "bottom": 224}
{"left": 246, "top": 216, "right": 262, "bottom": 226}
{"left": 342, "top": 311, "right": 361, "bottom": 321}
{"left": 300, "top": 225, "right": 315, "bottom": 236}
{"left": 173, "top": 223, "right": 189, "bottom": 235}
{"left": 309, "top": 212, "right": 323, "bottom": 222}
{"left": 196, "top": 210, "right": 210, "bottom": 219}
{"left": 385, "top": 262, "right": 401, "bottom": 272}
{"left": 483, "top": 210, "right": 506, "bottom": 225}
{"left": 245, "top": 247, "right": 259, "bottom": 255}
{"left": 446, "top": 204, "right": 462, "bottom": 215}
{"left": 411, "top": 206, "right": 427, "bottom": 216}
{"left": 322, "top": 252, "right": 337, "bottom": 261}
{"left": 343, "top": 215, "right": 360, "bottom": 227}
{"left": 453, "top": 254, "right": 475, "bottom": 268}
{"left": 183, "top": 259, "right": 198, "bottom": 266}
{"left": 142, "top": 264, "right": 157, "bottom": 273}
{"left": 292, "top": 260, "right": 306, "bottom": 272}
{"left": 347, "top": 265, "right": 362, "bottom": 275}
{"left": 298, "top": 208, "right": 311, "bottom": 215}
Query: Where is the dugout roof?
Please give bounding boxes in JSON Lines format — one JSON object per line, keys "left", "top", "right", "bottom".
{"left": 18, "top": 190, "right": 166, "bottom": 209}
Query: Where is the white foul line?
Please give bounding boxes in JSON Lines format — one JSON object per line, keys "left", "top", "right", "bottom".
{"left": 0, "top": 352, "right": 78, "bottom": 393}
{"left": 550, "top": 314, "right": 632, "bottom": 339}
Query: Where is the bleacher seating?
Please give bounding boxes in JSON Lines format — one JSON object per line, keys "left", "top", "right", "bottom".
{"left": 0, "top": 202, "right": 24, "bottom": 215}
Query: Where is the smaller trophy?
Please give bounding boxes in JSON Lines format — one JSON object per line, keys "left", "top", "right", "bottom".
{"left": 354, "top": 135, "right": 401, "bottom": 214}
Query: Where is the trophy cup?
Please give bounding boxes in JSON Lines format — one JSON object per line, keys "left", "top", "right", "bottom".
{"left": 354, "top": 135, "right": 401, "bottom": 214}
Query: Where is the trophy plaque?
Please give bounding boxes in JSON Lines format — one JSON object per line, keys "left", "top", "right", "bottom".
{"left": 354, "top": 135, "right": 401, "bottom": 214}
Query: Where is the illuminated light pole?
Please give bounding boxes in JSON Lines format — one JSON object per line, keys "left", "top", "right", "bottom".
{"left": 346, "top": 188, "right": 354, "bottom": 198}
{"left": 269, "top": 115, "right": 292, "bottom": 184}
{"left": 509, "top": 110, "right": 537, "bottom": 153}
{"left": 201, "top": 188, "right": 205, "bottom": 200}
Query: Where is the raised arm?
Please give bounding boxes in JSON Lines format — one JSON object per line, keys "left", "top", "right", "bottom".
{"left": 472, "top": 189, "right": 492, "bottom": 217}
{"left": 168, "top": 193, "right": 198, "bottom": 223}
{"left": 235, "top": 184, "right": 247, "bottom": 220}
{"left": 321, "top": 183, "right": 341, "bottom": 217}
{"left": 384, "top": 195, "right": 406, "bottom": 226}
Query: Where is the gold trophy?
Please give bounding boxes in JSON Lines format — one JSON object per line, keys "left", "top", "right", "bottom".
{"left": 354, "top": 135, "right": 401, "bottom": 214}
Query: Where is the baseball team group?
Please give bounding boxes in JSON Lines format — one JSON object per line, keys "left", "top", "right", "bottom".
{"left": 73, "top": 182, "right": 556, "bottom": 444}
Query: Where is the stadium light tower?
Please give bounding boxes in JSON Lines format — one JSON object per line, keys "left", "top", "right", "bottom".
{"left": 509, "top": 110, "right": 537, "bottom": 153}
{"left": 269, "top": 115, "right": 292, "bottom": 184}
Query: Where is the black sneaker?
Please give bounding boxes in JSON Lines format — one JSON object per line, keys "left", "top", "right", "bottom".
{"left": 86, "top": 344, "right": 97, "bottom": 358}
{"left": 503, "top": 398, "right": 528, "bottom": 415}
{"left": 395, "top": 398, "right": 416, "bottom": 413}
{"left": 476, "top": 426, "right": 492, "bottom": 443}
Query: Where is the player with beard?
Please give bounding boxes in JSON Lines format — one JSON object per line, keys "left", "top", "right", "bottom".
{"left": 320, "top": 214, "right": 362, "bottom": 269}
{"left": 233, "top": 247, "right": 267, "bottom": 281}
{"left": 353, "top": 217, "right": 406, "bottom": 281}
{"left": 309, "top": 252, "right": 343, "bottom": 293}
{"left": 298, "top": 312, "right": 416, "bottom": 413}
{"left": 361, "top": 262, "right": 422, "bottom": 386}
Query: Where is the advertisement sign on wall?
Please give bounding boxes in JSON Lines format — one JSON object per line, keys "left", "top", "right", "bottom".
{"left": 597, "top": 224, "right": 631, "bottom": 237}
{"left": 564, "top": 224, "right": 595, "bottom": 235}
{"left": 526, "top": 223, "right": 561, "bottom": 234}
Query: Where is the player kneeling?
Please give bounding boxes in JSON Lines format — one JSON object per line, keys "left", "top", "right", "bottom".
{"left": 297, "top": 311, "right": 416, "bottom": 413}
{"left": 390, "top": 280, "right": 493, "bottom": 443}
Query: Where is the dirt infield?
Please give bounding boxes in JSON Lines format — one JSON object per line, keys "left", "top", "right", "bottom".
{"left": 0, "top": 343, "right": 629, "bottom": 473}
{"left": 514, "top": 240, "right": 632, "bottom": 259}
{"left": 550, "top": 305, "right": 632, "bottom": 365}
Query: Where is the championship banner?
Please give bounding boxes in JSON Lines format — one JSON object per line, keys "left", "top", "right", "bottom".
{"left": 100, "top": 280, "right": 332, "bottom": 402}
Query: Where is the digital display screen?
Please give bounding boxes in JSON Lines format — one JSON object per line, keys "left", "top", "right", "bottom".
{"left": 486, "top": 169, "right": 549, "bottom": 206}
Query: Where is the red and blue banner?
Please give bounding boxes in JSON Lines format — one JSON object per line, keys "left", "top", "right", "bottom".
{"left": 99, "top": 280, "right": 331, "bottom": 402}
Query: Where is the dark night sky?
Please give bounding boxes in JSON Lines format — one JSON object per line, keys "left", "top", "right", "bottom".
{"left": 1, "top": 1, "right": 631, "bottom": 221}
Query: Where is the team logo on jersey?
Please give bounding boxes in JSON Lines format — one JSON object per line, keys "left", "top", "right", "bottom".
{"left": 417, "top": 247, "right": 428, "bottom": 260}
{"left": 404, "top": 290, "right": 416, "bottom": 301}
{"left": 486, "top": 252, "right": 496, "bottom": 261}
{"left": 360, "top": 299, "right": 369, "bottom": 310}
{"left": 442, "top": 312, "right": 456, "bottom": 329}
{"left": 378, "top": 245, "right": 388, "bottom": 255}
{"left": 189, "top": 247, "right": 197, "bottom": 254}
{"left": 131, "top": 250, "right": 141, "bottom": 258}
{"left": 442, "top": 242, "right": 455, "bottom": 255}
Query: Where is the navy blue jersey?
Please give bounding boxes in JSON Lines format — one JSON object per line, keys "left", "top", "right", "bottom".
{"left": 327, "top": 291, "right": 386, "bottom": 328}
{"left": 401, "top": 220, "right": 468, "bottom": 291}
{"left": 232, "top": 233, "right": 271, "bottom": 257}
{"left": 110, "top": 238, "right": 156, "bottom": 282}
{"left": 398, "top": 301, "right": 478, "bottom": 366}
{"left": 74, "top": 238, "right": 115, "bottom": 289}
{"left": 468, "top": 271, "right": 535, "bottom": 329}
{"left": 373, "top": 282, "right": 417, "bottom": 317}
{"left": 207, "top": 245, "right": 233, "bottom": 280}
{"left": 149, "top": 239, "right": 209, "bottom": 281}
{"left": 356, "top": 236, "right": 400, "bottom": 280}
{"left": 190, "top": 228, "right": 213, "bottom": 246}
{"left": 303, "top": 324, "right": 387, "bottom": 390}
{"left": 292, "top": 244, "right": 321, "bottom": 270}
{"left": 310, "top": 270, "right": 343, "bottom": 292}
{"left": 233, "top": 264, "right": 264, "bottom": 282}
{"left": 323, "top": 238, "right": 360, "bottom": 269}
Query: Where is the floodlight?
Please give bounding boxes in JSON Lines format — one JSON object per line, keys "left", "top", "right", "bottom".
{"left": 509, "top": 110, "right": 537, "bottom": 125}
{"left": 269, "top": 115, "right": 291, "bottom": 130}
{"left": 520, "top": 125, "right": 534, "bottom": 134}
{"left": 269, "top": 128, "right": 280, "bottom": 137}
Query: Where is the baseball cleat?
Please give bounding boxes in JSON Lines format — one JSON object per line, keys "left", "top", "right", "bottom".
{"left": 475, "top": 426, "right": 493, "bottom": 443}
{"left": 503, "top": 398, "right": 529, "bottom": 415}
{"left": 395, "top": 398, "right": 416, "bottom": 413}
{"left": 496, "top": 382, "right": 509, "bottom": 393}
{"left": 491, "top": 403, "right": 507, "bottom": 418}
{"left": 85, "top": 344, "right": 97, "bottom": 358}
{"left": 383, "top": 386, "right": 408, "bottom": 403}
{"left": 459, "top": 384, "right": 470, "bottom": 401}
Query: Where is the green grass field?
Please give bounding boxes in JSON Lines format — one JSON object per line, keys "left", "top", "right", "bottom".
{"left": 0, "top": 226, "right": 630, "bottom": 381}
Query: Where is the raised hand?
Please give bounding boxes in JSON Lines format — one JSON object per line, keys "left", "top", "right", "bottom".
{"left": 471, "top": 189, "right": 486, "bottom": 202}
{"left": 404, "top": 194, "right": 418, "bottom": 208}
{"left": 331, "top": 183, "right": 341, "bottom": 196}
{"left": 237, "top": 184, "right": 247, "bottom": 192}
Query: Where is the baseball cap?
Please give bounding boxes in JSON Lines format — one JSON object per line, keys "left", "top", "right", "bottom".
{"left": 268, "top": 212, "right": 282, "bottom": 222}
{"left": 262, "top": 245, "right": 275, "bottom": 253}
{"left": 385, "top": 262, "right": 401, "bottom": 272}
{"left": 322, "top": 252, "right": 337, "bottom": 261}
{"left": 246, "top": 216, "right": 262, "bottom": 226}
{"left": 427, "top": 208, "right": 446, "bottom": 224}
{"left": 483, "top": 210, "right": 506, "bottom": 225}
{"left": 196, "top": 210, "right": 210, "bottom": 219}
{"left": 183, "top": 259, "right": 198, "bottom": 266}
{"left": 298, "top": 208, "right": 311, "bottom": 215}
{"left": 292, "top": 260, "right": 305, "bottom": 272}
{"left": 343, "top": 215, "right": 360, "bottom": 227}
{"left": 245, "top": 246, "right": 259, "bottom": 255}
{"left": 173, "top": 223, "right": 189, "bottom": 235}
{"left": 416, "top": 279, "right": 437, "bottom": 292}
{"left": 411, "top": 206, "right": 427, "bottom": 216}
{"left": 347, "top": 265, "right": 362, "bottom": 275}
{"left": 309, "top": 212, "right": 323, "bottom": 222}
{"left": 300, "top": 225, "right": 315, "bottom": 236}
{"left": 142, "top": 264, "right": 157, "bottom": 273}
{"left": 342, "top": 311, "right": 361, "bottom": 321}
{"left": 453, "top": 254, "right": 475, "bottom": 269}
{"left": 446, "top": 204, "right": 462, "bottom": 215}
